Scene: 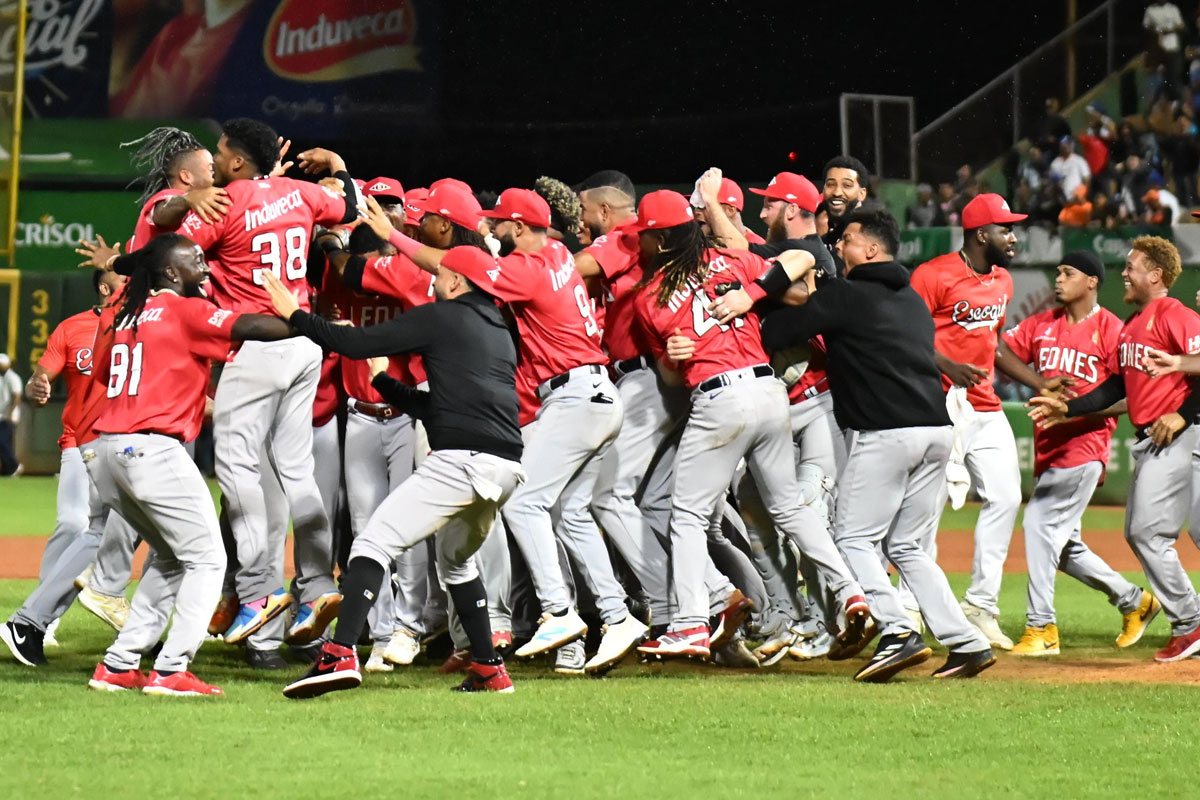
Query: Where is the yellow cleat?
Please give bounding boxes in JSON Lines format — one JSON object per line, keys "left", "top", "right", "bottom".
{"left": 1116, "top": 591, "right": 1162, "bottom": 648}
{"left": 76, "top": 585, "right": 130, "bottom": 632}
{"left": 1011, "top": 624, "right": 1060, "bottom": 656}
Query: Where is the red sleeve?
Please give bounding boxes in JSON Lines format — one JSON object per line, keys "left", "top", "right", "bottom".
{"left": 298, "top": 180, "right": 348, "bottom": 227}
{"left": 39, "top": 322, "right": 69, "bottom": 375}
{"left": 1002, "top": 315, "right": 1035, "bottom": 362}
{"left": 909, "top": 262, "right": 941, "bottom": 313}
{"left": 178, "top": 207, "right": 227, "bottom": 253}
{"left": 733, "top": 251, "right": 771, "bottom": 283}
{"left": 1164, "top": 303, "right": 1200, "bottom": 355}
{"left": 360, "top": 255, "right": 434, "bottom": 309}
{"left": 483, "top": 251, "right": 541, "bottom": 302}
{"left": 180, "top": 301, "right": 238, "bottom": 361}
{"left": 587, "top": 231, "right": 639, "bottom": 280}
{"left": 1103, "top": 314, "right": 1121, "bottom": 373}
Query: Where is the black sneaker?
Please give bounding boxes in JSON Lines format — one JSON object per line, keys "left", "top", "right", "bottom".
{"left": 1, "top": 620, "right": 47, "bottom": 666}
{"left": 246, "top": 647, "right": 290, "bottom": 670}
{"left": 853, "top": 631, "right": 932, "bottom": 683}
{"left": 932, "top": 648, "right": 996, "bottom": 679}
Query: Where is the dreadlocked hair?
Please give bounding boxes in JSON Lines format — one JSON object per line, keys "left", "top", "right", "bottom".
{"left": 122, "top": 127, "right": 205, "bottom": 207}
{"left": 450, "top": 223, "right": 490, "bottom": 252}
{"left": 535, "top": 176, "right": 582, "bottom": 233}
{"left": 645, "top": 221, "right": 717, "bottom": 307}
{"left": 112, "top": 234, "right": 189, "bottom": 334}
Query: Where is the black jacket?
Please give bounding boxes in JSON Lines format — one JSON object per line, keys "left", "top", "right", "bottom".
{"left": 760, "top": 260, "right": 950, "bottom": 432}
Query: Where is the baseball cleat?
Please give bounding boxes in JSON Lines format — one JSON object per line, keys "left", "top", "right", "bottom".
{"left": 585, "top": 614, "right": 648, "bottom": 674}
{"left": 828, "top": 617, "right": 878, "bottom": 661}
{"left": 492, "top": 630, "right": 514, "bottom": 653}
{"left": 77, "top": 585, "right": 131, "bottom": 632}
{"left": 514, "top": 609, "right": 587, "bottom": 658}
{"left": 710, "top": 589, "right": 755, "bottom": 650}
{"left": 284, "top": 642, "right": 362, "bottom": 699}
{"left": 207, "top": 593, "right": 239, "bottom": 637}
{"left": 1117, "top": 591, "right": 1161, "bottom": 648}
{"left": 383, "top": 629, "right": 420, "bottom": 666}
{"left": 1012, "top": 624, "right": 1060, "bottom": 656}
{"left": 223, "top": 589, "right": 293, "bottom": 645}
{"left": 438, "top": 648, "right": 471, "bottom": 674}
{"left": 854, "top": 632, "right": 932, "bottom": 683}
{"left": 1154, "top": 627, "right": 1200, "bottom": 662}
{"left": 789, "top": 629, "right": 834, "bottom": 660}
{"left": 143, "top": 670, "right": 224, "bottom": 697}
{"left": 245, "top": 648, "right": 290, "bottom": 670}
{"left": 454, "top": 661, "right": 515, "bottom": 693}
{"left": 829, "top": 595, "right": 873, "bottom": 660}
{"left": 554, "top": 640, "right": 586, "bottom": 674}
{"left": 637, "top": 625, "right": 711, "bottom": 659}
{"left": 932, "top": 648, "right": 996, "bottom": 679}
{"left": 1, "top": 620, "right": 47, "bottom": 667}
{"left": 285, "top": 592, "right": 341, "bottom": 645}
{"left": 73, "top": 564, "right": 94, "bottom": 592}
{"left": 712, "top": 634, "right": 761, "bottom": 669}
{"left": 905, "top": 607, "right": 925, "bottom": 635}
{"left": 43, "top": 619, "right": 60, "bottom": 648}
{"left": 960, "top": 601, "right": 1013, "bottom": 650}
{"left": 364, "top": 645, "right": 393, "bottom": 673}
{"left": 753, "top": 624, "right": 799, "bottom": 667}
{"left": 88, "top": 663, "right": 147, "bottom": 692}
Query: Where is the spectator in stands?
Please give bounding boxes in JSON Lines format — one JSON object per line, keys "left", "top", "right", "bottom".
{"left": 1143, "top": 186, "right": 1181, "bottom": 224}
{"left": 0, "top": 354, "right": 21, "bottom": 477}
{"left": 936, "top": 183, "right": 960, "bottom": 226}
{"left": 1029, "top": 179, "right": 1066, "bottom": 228}
{"left": 1118, "top": 154, "right": 1154, "bottom": 216}
{"left": 1145, "top": 2, "right": 1186, "bottom": 94}
{"left": 1085, "top": 102, "right": 1118, "bottom": 142}
{"left": 1091, "top": 191, "right": 1121, "bottom": 229}
{"left": 1035, "top": 97, "right": 1072, "bottom": 166}
{"left": 1163, "top": 113, "right": 1200, "bottom": 203}
{"left": 1048, "top": 136, "right": 1092, "bottom": 197}
{"left": 905, "top": 183, "right": 946, "bottom": 229}
{"left": 1018, "top": 146, "right": 1046, "bottom": 189}
{"left": 1058, "top": 184, "right": 1094, "bottom": 227}
{"left": 1013, "top": 179, "right": 1035, "bottom": 217}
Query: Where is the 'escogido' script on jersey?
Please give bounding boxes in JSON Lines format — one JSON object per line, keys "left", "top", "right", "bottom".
{"left": 951, "top": 295, "right": 1008, "bottom": 332}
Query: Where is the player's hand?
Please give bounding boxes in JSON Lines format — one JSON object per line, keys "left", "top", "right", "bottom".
{"left": 1027, "top": 394, "right": 1069, "bottom": 428}
{"left": 366, "top": 356, "right": 389, "bottom": 380}
{"left": 270, "top": 137, "right": 294, "bottom": 177}
{"left": 262, "top": 271, "right": 301, "bottom": 319}
{"left": 697, "top": 167, "right": 723, "bottom": 207}
{"left": 360, "top": 196, "right": 397, "bottom": 240}
{"left": 942, "top": 360, "right": 988, "bottom": 388}
{"left": 1141, "top": 347, "right": 1182, "bottom": 378}
{"left": 75, "top": 235, "right": 119, "bottom": 269}
{"left": 1039, "top": 375, "right": 1077, "bottom": 400}
{"left": 318, "top": 176, "right": 346, "bottom": 196}
{"left": 1149, "top": 412, "right": 1186, "bottom": 448}
{"left": 203, "top": 397, "right": 215, "bottom": 421}
{"left": 709, "top": 289, "right": 752, "bottom": 324}
{"left": 26, "top": 373, "right": 51, "bottom": 405}
{"left": 666, "top": 327, "right": 695, "bottom": 362}
{"left": 298, "top": 147, "right": 347, "bottom": 176}
{"left": 184, "top": 186, "right": 231, "bottom": 224}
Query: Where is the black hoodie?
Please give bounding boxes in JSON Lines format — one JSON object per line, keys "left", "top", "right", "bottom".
{"left": 760, "top": 260, "right": 951, "bottom": 432}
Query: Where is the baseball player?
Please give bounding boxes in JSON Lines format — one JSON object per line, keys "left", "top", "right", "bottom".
{"left": 1032, "top": 236, "right": 1200, "bottom": 662}
{"left": 628, "top": 189, "right": 868, "bottom": 659}
{"left": 277, "top": 246, "right": 527, "bottom": 698}
{"left": 908, "top": 193, "right": 1031, "bottom": 649}
{"left": 753, "top": 208, "right": 995, "bottom": 681}
{"left": 84, "top": 233, "right": 298, "bottom": 695}
{"left": 695, "top": 177, "right": 765, "bottom": 245}
{"left": 177, "top": 122, "right": 355, "bottom": 644}
{"left": 1002, "top": 250, "right": 1159, "bottom": 655}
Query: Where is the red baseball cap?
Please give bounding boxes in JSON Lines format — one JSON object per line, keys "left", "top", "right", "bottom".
{"left": 403, "top": 187, "right": 428, "bottom": 226}
{"left": 718, "top": 178, "right": 745, "bottom": 211}
{"left": 430, "top": 177, "right": 473, "bottom": 194}
{"left": 749, "top": 172, "right": 820, "bottom": 213}
{"left": 364, "top": 176, "right": 404, "bottom": 202}
{"left": 440, "top": 245, "right": 501, "bottom": 288}
{"left": 412, "top": 185, "right": 482, "bottom": 230}
{"left": 632, "top": 190, "right": 695, "bottom": 232}
{"left": 479, "top": 188, "right": 553, "bottom": 228}
{"left": 961, "top": 193, "right": 1027, "bottom": 229}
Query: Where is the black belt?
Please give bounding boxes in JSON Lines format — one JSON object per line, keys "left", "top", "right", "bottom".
{"left": 696, "top": 364, "right": 773, "bottom": 394}
{"left": 350, "top": 400, "right": 402, "bottom": 420}
{"left": 131, "top": 430, "right": 185, "bottom": 443}
{"left": 539, "top": 364, "right": 604, "bottom": 399}
{"left": 613, "top": 355, "right": 652, "bottom": 376}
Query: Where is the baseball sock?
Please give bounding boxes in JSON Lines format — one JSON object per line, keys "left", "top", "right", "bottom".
{"left": 447, "top": 578, "right": 500, "bottom": 665}
{"left": 331, "top": 557, "right": 386, "bottom": 649}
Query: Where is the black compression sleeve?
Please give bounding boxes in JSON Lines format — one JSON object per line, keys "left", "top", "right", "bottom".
{"left": 370, "top": 373, "right": 431, "bottom": 419}
{"left": 334, "top": 170, "right": 357, "bottom": 224}
{"left": 341, "top": 255, "right": 368, "bottom": 292}
{"left": 1176, "top": 380, "right": 1200, "bottom": 422}
{"left": 753, "top": 261, "right": 793, "bottom": 298}
{"left": 1065, "top": 374, "right": 1126, "bottom": 417}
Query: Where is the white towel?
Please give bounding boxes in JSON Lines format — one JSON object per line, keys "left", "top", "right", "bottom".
{"left": 944, "top": 386, "right": 973, "bottom": 510}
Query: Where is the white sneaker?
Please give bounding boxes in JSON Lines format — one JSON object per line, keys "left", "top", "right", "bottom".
{"left": 960, "top": 601, "right": 1013, "bottom": 650}
{"left": 514, "top": 610, "right": 587, "bottom": 658}
{"left": 713, "top": 635, "right": 760, "bottom": 669}
{"left": 77, "top": 585, "right": 130, "bottom": 631}
{"left": 365, "top": 645, "right": 393, "bottom": 673}
{"left": 788, "top": 630, "right": 833, "bottom": 660}
{"left": 754, "top": 625, "right": 800, "bottom": 666}
{"left": 554, "top": 640, "right": 586, "bottom": 674}
{"left": 383, "top": 629, "right": 420, "bottom": 666}
{"left": 44, "top": 618, "right": 60, "bottom": 648}
{"left": 584, "top": 614, "right": 648, "bottom": 674}
{"left": 905, "top": 607, "right": 925, "bottom": 634}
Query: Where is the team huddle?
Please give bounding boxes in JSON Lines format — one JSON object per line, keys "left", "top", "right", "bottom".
{"left": 4, "top": 117, "right": 1199, "bottom": 699}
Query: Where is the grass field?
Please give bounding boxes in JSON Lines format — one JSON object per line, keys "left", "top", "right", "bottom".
{"left": 2, "top": 478, "right": 1197, "bottom": 799}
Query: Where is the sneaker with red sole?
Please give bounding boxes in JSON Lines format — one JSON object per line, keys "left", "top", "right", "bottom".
{"left": 1154, "top": 627, "right": 1200, "bottom": 662}
{"left": 637, "top": 625, "right": 711, "bottom": 658}
{"left": 710, "top": 590, "right": 755, "bottom": 650}
{"left": 282, "top": 642, "right": 361, "bottom": 699}
{"left": 142, "top": 670, "right": 223, "bottom": 697}
{"left": 439, "top": 648, "right": 471, "bottom": 674}
{"left": 454, "top": 661, "right": 515, "bottom": 693}
{"left": 88, "top": 663, "right": 147, "bottom": 692}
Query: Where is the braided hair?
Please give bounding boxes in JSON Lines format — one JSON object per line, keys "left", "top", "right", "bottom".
{"left": 534, "top": 176, "right": 582, "bottom": 234}
{"left": 122, "top": 127, "right": 206, "bottom": 207}
{"left": 645, "top": 221, "right": 717, "bottom": 307}
{"left": 111, "top": 233, "right": 188, "bottom": 334}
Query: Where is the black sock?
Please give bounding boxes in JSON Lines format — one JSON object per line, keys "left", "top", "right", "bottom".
{"left": 331, "top": 557, "right": 386, "bottom": 649}
{"left": 447, "top": 578, "right": 499, "bottom": 664}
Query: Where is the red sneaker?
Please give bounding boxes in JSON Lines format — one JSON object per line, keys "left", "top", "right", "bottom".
{"left": 710, "top": 589, "right": 755, "bottom": 649}
{"left": 636, "top": 625, "right": 711, "bottom": 658}
{"left": 1154, "top": 627, "right": 1200, "bottom": 662}
{"left": 492, "top": 630, "right": 514, "bottom": 653}
{"left": 143, "top": 670, "right": 223, "bottom": 697}
{"left": 282, "top": 642, "right": 361, "bottom": 699}
{"left": 454, "top": 661, "right": 515, "bottom": 693}
{"left": 438, "top": 648, "right": 471, "bottom": 674}
{"left": 87, "top": 663, "right": 146, "bottom": 692}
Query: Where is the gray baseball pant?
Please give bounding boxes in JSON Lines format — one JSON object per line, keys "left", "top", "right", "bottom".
{"left": 295, "top": 416, "right": 341, "bottom": 605}
{"left": 835, "top": 426, "right": 988, "bottom": 652}
{"left": 37, "top": 447, "right": 89, "bottom": 581}
{"left": 248, "top": 445, "right": 290, "bottom": 652}
{"left": 1024, "top": 461, "right": 1142, "bottom": 627}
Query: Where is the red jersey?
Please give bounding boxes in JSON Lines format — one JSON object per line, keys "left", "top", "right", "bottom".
{"left": 745, "top": 229, "right": 766, "bottom": 245}
{"left": 635, "top": 248, "right": 772, "bottom": 390}
{"left": 39, "top": 308, "right": 103, "bottom": 449}
{"left": 787, "top": 336, "right": 830, "bottom": 405}
{"left": 180, "top": 177, "right": 346, "bottom": 315}
{"left": 1116, "top": 296, "right": 1200, "bottom": 428}
{"left": 475, "top": 239, "right": 606, "bottom": 424}
{"left": 75, "top": 305, "right": 119, "bottom": 448}
{"left": 313, "top": 351, "right": 342, "bottom": 428}
{"left": 585, "top": 220, "right": 654, "bottom": 362}
{"left": 358, "top": 253, "right": 437, "bottom": 386}
{"left": 1004, "top": 306, "right": 1121, "bottom": 475}
{"left": 128, "top": 188, "right": 183, "bottom": 253}
{"left": 94, "top": 292, "right": 239, "bottom": 442}
{"left": 911, "top": 252, "right": 1013, "bottom": 411}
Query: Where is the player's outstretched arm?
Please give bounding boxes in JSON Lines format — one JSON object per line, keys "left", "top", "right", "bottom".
{"left": 231, "top": 313, "right": 294, "bottom": 342}
{"left": 995, "top": 339, "right": 1063, "bottom": 393}
{"left": 361, "top": 197, "right": 446, "bottom": 275}
{"left": 696, "top": 167, "right": 749, "bottom": 251}
{"left": 154, "top": 188, "right": 231, "bottom": 227}
{"left": 75, "top": 236, "right": 120, "bottom": 270}
{"left": 24, "top": 367, "right": 56, "bottom": 405}
{"left": 935, "top": 350, "right": 988, "bottom": 387}
{"left": 1142, "top": 348, "right": 1200, "bottom": 377}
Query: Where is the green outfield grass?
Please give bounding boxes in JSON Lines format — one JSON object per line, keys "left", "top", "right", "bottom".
{"left": 1, "top": 571, "right": 1198, "bottom": 800}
